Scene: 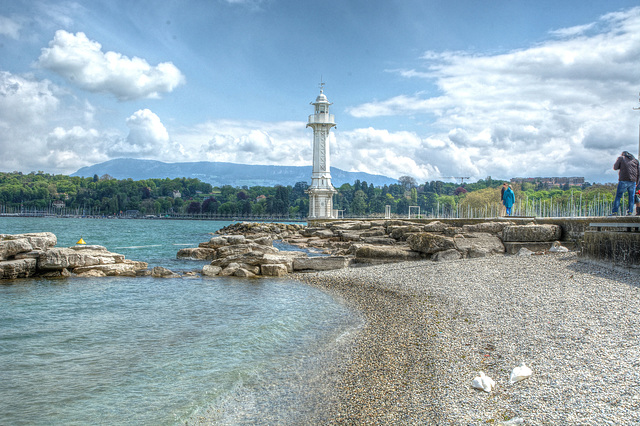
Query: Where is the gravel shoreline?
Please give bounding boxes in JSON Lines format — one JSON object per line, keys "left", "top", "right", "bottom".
{"left": 294, "top": 252, "right": 640, "bottom": 425}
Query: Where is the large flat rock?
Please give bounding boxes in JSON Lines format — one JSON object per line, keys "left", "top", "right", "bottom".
{"left": 0, "top": 239, "right": 33, "bottom": 260}
{"left": 39, "top": 247, "right": 126, "bottom": 270}
{"left": 502, "top": 224, "right": 562, "bottom": 242}
{"left": 0, "top": 258, "right": 37, "bottom": 279}
{"left": 293, "top": 256, "right": 350, "bottom": 271}
{"left": 0, "top": 232, "right": 57, "bottom": 251}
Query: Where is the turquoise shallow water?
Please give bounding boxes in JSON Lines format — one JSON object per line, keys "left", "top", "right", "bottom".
{"left": 0, "top": 218, "right": 357, "bottom": 425}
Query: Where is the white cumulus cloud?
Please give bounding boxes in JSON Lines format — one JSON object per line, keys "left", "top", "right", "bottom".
{"left": 346, "top": 6, "right": 640, "bottom": 182}
{"left": 171, "top": 119, "right": 312, "bottom": 166}
{"left": 0, "top": 71, "right": 62, "bottom": 172}
{"left": 38, "top": 30, "right": 185, "bottom": 100}
{"left": 45, "top": 126, "right": 110, "bottom": 170}
{"left": 108, "top": 109, "right": 172, "bottom": 157}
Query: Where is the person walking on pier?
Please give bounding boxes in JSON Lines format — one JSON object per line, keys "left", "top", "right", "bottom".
{"left": 610, "top": 151, "right": 640, "bottom": 216}
{"left": 500, "top": 182, "right": 508, "bottom": 216}
{"left": 503, "top": 184, "right": 515, "bottom": 216}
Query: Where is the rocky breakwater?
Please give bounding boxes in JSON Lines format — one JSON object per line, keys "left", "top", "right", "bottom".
{"left": 177, "top": 222, "right": 349, "bottom": 278}
{"left": 299, "top": 220, "right": 565, "bottom": 262}
{"left": 0, "top": 232, "right": 148, "bottom": 279}
{"left": 177, "top": 220, "right": 568, "bottom": 278}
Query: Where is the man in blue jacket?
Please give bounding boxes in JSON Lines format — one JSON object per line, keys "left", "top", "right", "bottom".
{"left": 611, "top": 151, "right": 640, "bottom": 216}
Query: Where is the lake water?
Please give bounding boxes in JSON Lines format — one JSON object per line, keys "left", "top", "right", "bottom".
{"left": 0, "top": 217, "right": 359, "bottom": 425}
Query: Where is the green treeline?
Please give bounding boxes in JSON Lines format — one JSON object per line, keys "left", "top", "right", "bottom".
{"left": 0, "top": 171, "right": 615, "bottom": 217}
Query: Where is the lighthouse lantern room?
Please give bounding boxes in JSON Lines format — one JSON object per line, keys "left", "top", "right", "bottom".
{"left": 306, "top": 84, "right": 337, "bottom": 219}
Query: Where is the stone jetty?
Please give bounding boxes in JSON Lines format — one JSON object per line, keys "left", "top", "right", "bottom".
{"left": 0, "top": 232, "right": 148, "bottom": 279}
{"left": 178, "top": 220, "right": 568, "bottom": 278}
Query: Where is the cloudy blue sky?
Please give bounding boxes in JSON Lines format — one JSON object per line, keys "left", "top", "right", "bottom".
{"left": 1, "top": 0, "right": 640, "bottom": 183}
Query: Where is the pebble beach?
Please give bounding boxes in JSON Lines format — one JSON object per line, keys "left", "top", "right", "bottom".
{"left": 290, "top": 252, "right": 640, "bottom": 425}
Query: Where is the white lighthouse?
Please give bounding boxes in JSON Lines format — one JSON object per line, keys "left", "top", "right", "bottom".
{"left": 306, "top": 84, "right": 337, "bottom": 219}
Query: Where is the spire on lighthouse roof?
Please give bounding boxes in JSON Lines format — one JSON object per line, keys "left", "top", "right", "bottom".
{"left": 314, "top": 81, "right": 330, "bottom": 104}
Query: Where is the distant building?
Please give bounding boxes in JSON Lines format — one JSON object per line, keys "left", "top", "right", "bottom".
{"left": 52, "top": 200, "right": 65, "bottom": 209}
{"left": 172, "top": 190, "right": 181, "bottom": 198}
{"left": 511, "top": 177, "right": 585, "bottom": 187}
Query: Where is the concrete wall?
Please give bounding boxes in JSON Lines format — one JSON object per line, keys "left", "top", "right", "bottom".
{"left": 580, "top": 230, "right": 640, "bottom": 273}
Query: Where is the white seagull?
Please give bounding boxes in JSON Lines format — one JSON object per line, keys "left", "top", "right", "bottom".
{"left": 472, "top": 371, "right": 495, "bottom": 393}
{"left": 509, "top": 362, "right": 533, "bottom": 384}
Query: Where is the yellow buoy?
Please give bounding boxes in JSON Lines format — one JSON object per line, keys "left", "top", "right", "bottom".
{"left": 77, "top": 237, "right": 86, "bottom": 245}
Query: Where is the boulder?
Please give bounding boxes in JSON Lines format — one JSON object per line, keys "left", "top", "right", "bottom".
{"left": 75, "top": 269, "right": 107, "bottom": 277}
{"left": 432, "top": 249, "right": 462, "bottom": 262}
{"left": 330, "top": 221, "right": 371, "bottom": 231}
{"left": 462, "top": 221, "right": 511, "bottom": 234}
{"left": 283, "top": 237, "right": 312, "bottom": 246}
{"left": 39, "top": 247, "right": 126, "bottom": 270}
{"left": 423, "top": 221, "right": 448, "bottom": 233}
{"left": 354, "top": 245, "right": 422, "bottom": 263}
{"left": 211, "top": 251, "right": 302, "bottom": 270}
{"left": 0, "top": 258, "right": 37, "bottom": 279}
{"left": 0, "top": 232, "right": 57, "bottom": 251}
{"left": 215, "top": 243, "right": 278, "bottom": 258}
{"left": 261, "top": 263, "right": 289, "bottom": 276}
{"left": 219, "top": 262, "right": 241, "bottom": 276}
{"left": 252, "top": 236, "right": 273, "bottom": 246}
{"left": 454, "top": 233, "right": 505, "bottom": 258}
{"left": 292, "top": 256, "right": 350, "bottom": 271}
{"left": 152, "top": 266, "right": 180, "bottom": 278}
{"left": 338, "top": 231, "right": 364, "bottom": 242}
{"left": 202, "top": 265, "right": 222, "bottom": 277}
{"left": 72, "top": 260, "right": 148, "bottom": 277}
{"left": 301, "top": 227, "right": 328, "bottom": 237}
{"left": 238, "top": 263, "right": 261, "bottom": 275}
{"left": 41, "top": 268, "right": 72, "bottom": 278}
{"left": 226, "top": 235, "right": 247, "bottom": 245}
{"left": 176, "top": 247, "right": 217, "bottom": 260}
{"left": 69, "top": 244, "right": 108, "bottom": 251}
{"left": 384, "top": 220, "right": 418, "bottom": 229}
{"left": 407, "top": 233, "right": 456, "bottom": 254}
{"left": 389, "top": 225, "right": 422, "bottom": 241}
{"left": 0, "top": 238, "right": 33, "bottom": 260}
{"left": 306, "top": 238, "right": 328, "bottom": 248}
{"left": 312, "top": 229, "right": 335, "bottom": 238}
{"left": 502, "top": 224, "right": 562, "bottom": 242}
{"left": 233, "top": 268, "right": 256, "bottom": 278}
{"left": 14, "top": 250, "right": 43, "bottom": 260}
{"left": 262, "top": 252, "right": 306, "bottom": 272}
{"left": 198, "top": 236, "right": 229, "bottom": 249}
{"left": 360, "top": 227, "right": 387, "bottom": 237}
{"left": 362, "top": 236, "right": 396, "bottom": 245}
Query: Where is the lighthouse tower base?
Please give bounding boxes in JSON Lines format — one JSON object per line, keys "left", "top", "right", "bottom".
{"left": 307, "top": 187, "right": 336, "bottom": 219}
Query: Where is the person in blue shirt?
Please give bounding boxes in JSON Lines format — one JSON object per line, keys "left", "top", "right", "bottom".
{"left": 503, "top": 185, "right": 515, "bottom": 216}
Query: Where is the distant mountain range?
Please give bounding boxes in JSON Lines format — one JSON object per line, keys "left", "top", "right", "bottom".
{"left": 72, "top": 158, "right": 398, "bottom": 188}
